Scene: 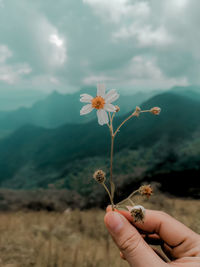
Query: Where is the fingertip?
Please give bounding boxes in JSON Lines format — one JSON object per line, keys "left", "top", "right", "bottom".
{"left": 104, "top": 210, "right": 111, "bottom": 224}
{"left": 104, "top": 211, "right": 125, "bottom": 234}
{"left": 106, "top": 205, "right": 112, "bottom": 212}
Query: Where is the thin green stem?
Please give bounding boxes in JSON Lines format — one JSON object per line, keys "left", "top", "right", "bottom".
{"left": 116, "top": 189, "right": 139, "bottom": 207}
{"left": 140, "top": 110, "right": 151, "bottom": 113}
{"left": 102, "top": 183, "right": 114, "bottom": 209}
{"left": 128, "top": 189, "right": 139, "bottom": 199}
{"left": 113, "top": 113, "right": 135, "bottom": 137}
{"left": 105, "top": 108, "right": 152, "bottom": 211}
{"left": 128, "top": 198, "right": 135, "bottom": 206}
{"left": 111, "top": 112, "right": 115, "bottom": 123}
{"left": 109, "top": 135, "right": 115, "bottom": 210}
{"left": 108, "top": 112, "right": 112, "bottom": 125}
{"left": 113, "top": 109, "right": 151, "bottom": 137}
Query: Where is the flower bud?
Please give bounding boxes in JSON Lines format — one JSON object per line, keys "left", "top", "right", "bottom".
{"left": 150, "top": 107, "right": 161, "bottom": 115}
{"left": 115, "top": 105, "right": 120, "bottom": 112}
{"left": 139, "top": 185, "right": 153, "bottom": 198}
{"left": 130, "top": 205, "right": 145, "bottom": 223}
{"left": 133, "top": 106, "right": 141, "bottom": 117}
{"left": 93, "top": 170, "right": 106, "bottom": 184}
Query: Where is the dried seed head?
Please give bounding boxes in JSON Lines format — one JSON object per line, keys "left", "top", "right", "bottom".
{"left": 93, "top": 170, "right": 106, "bottom": 184}
{"left": 139, "top": 185, "right": 153, "bottom": 198}
{"left": 150, "top": 107, "right": 161, "bottom": 115}
{"left": 133, "top": 106, "right": 141, "bottom": 117}
{"left": 115, "top": 105, "right": 120, "bottom": 112}
{"left": 130, "top": 205, "right": 145, "bottom": 223}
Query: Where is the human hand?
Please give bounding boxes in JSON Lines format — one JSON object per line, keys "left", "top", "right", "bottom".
{"left": 104, "top": 207, "right": 200, "bottom": 266}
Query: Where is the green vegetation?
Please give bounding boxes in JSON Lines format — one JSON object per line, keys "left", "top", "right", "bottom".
{"left": 0, "top": 89, "right": 199, "bottom": 203}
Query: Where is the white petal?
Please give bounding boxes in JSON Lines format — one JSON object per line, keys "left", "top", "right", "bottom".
{"left": 80, "top": 104, "right": 93, "bottom": 115}
{"left": 80, "top": 94, "right": 93, "bottom": 103}
{"left": 104, "top": 103, "right": 116, "bottom": 112}
{"left": 97, "top": 109, "right": 109, "bottom": 125}
{"left": 97, "top": 84, "right": 106, "bottom": 97}
{"left": 105, "top": 89, "right": 119, "bottom": 103}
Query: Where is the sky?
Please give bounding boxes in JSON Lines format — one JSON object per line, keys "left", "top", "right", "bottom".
{"left": 0, "top": 0, "right": 199, "bottom": 95}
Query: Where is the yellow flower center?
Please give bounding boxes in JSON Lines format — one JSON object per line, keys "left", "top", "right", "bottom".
{"left": 92, "top": 96, "right": 105, "bottom": 109}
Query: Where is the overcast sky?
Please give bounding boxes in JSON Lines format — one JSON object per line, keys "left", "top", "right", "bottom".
{"left": 0, "top": 0, "right": 199, "bottom": 94}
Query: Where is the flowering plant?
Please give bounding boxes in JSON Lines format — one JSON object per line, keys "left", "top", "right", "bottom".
{"left": 80, "top": 84, "right": 161, "bottom": 221}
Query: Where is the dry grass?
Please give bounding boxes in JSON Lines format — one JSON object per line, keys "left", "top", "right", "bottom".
{"left": 0, "top": 195, "right": 199, "bottom": 267}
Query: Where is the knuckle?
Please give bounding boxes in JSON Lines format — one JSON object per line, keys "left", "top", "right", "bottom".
{"left": 119, "top": 234, "right": 141, "bottom": 255}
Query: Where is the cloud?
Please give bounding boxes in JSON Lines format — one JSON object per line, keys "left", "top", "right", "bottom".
{"left": 0, "top": 0, "right": 200, "bottom": 95}
{"left": 83, "top": 74, "right": 115, "bottom": 85}
{"left": 0, "top": 63, "right": 31, "bottom": 84}
{"left": 33, "top": 17, "right": 67, "bottom": 68}
{"left": 83, "top": 0, "right": 150, "bottom": 23}
{"left": 113, "top": 25, "right": 172, "bottom": 47}
{"left": 125, "top": 56, "right": 188, "bottom": 90}
{"left": 0, "top": 44, "right": 32, "bottom": 84}
{"left": 0, "top": 0, "right": 68, "bottom": 92}
{"left": 82, "top": 55, "right": 188, "bottom": 92}
{"left": 0, "top": 45, "right": 12, "bottom": 63}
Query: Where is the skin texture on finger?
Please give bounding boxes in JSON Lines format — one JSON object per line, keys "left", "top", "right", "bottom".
{"left": 104, "top": 211, "right": 166, "bottom": 267}
{"left": 171, "top": 257, "right": 200, "bottom": 266}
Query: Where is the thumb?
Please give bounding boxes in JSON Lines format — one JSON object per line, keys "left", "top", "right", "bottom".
{"left": 104, "top": 211, "right": 164, "bottom": 267}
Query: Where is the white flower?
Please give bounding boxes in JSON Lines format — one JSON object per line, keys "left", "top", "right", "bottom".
{"left": 80, "top": 84, "right": 119, "bottom": 125}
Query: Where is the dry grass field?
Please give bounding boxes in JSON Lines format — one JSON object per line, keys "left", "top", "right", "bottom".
{"left": 0, "top": 194, "right": 199, "bottom": 267}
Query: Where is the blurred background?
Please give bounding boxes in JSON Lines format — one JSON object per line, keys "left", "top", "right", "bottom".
{"left": 0, "top": 0, "right": 199, "bottom": 266}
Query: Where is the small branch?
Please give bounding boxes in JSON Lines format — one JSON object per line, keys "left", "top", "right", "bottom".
{"left": 140, "top": 110, "right": 151, "bottom": 113}
{"left": 103, "top": 183, "right": 114, "bottom": 210}
{"left": 116, "top": 189, "right": 139, "bottom": 207}
{"left": 111, "top": 112, "right": 115, "bottom": 123}
{"left": 113, "top": 109, "right": 152, "bottom": 137}
{"left": 113, "top": 113, "right": 135, "bottom": 137}
{"left": 128, "top": 189, "right": 139, "bottom": 200}
{"left": 128, "top": 198, "right": 135, "bottom": 206}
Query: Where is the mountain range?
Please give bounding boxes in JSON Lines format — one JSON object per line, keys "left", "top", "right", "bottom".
{"left": 0, "top": 88, "right": 156, "bottom": 138}
{"left": 0, "top": 87, "right": 199, "bottom": 201}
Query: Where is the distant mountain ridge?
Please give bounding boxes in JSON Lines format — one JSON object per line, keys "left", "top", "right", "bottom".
{"left": 0, "top": 89, "right": 47, "bottom": 111}
{"left": 0, "top": 91, "right": 199, "bottom": 198}
{"left": 0, "top": 88, "right": 156, "bottom": 135}
{"left": 170, "top": 85, "right": 200, "bottom": 101}
{"left": 0, "top": 85, "right": 199, "bottom": 138}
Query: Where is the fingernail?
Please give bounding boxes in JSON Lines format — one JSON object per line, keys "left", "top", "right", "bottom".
{"left": 105, "top": 212, "right": 124, "bottom": 233}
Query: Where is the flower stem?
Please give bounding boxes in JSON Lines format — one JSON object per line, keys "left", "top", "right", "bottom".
{"left": 110, "top": 135, "right": 115, "bottom": 210}
{"left": 128, "top": 189, "right": 139, "bottom": 199}
{"left": 102, "top": 183, "right": 114, "bottom": 209}
{"left": 113, "top": 113, "right": 135, "bottom": 137}
{"left": 113, "top": 109, "right": 152, "bottom": 137}
{"left": 107, "top": 109, "right": 151, "bottom": 210}
{"left": 128, "top": 198, "right": 135, "bottom": 206}
{"left": 116, "top": 189, "right": 139, "bottom": 206}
